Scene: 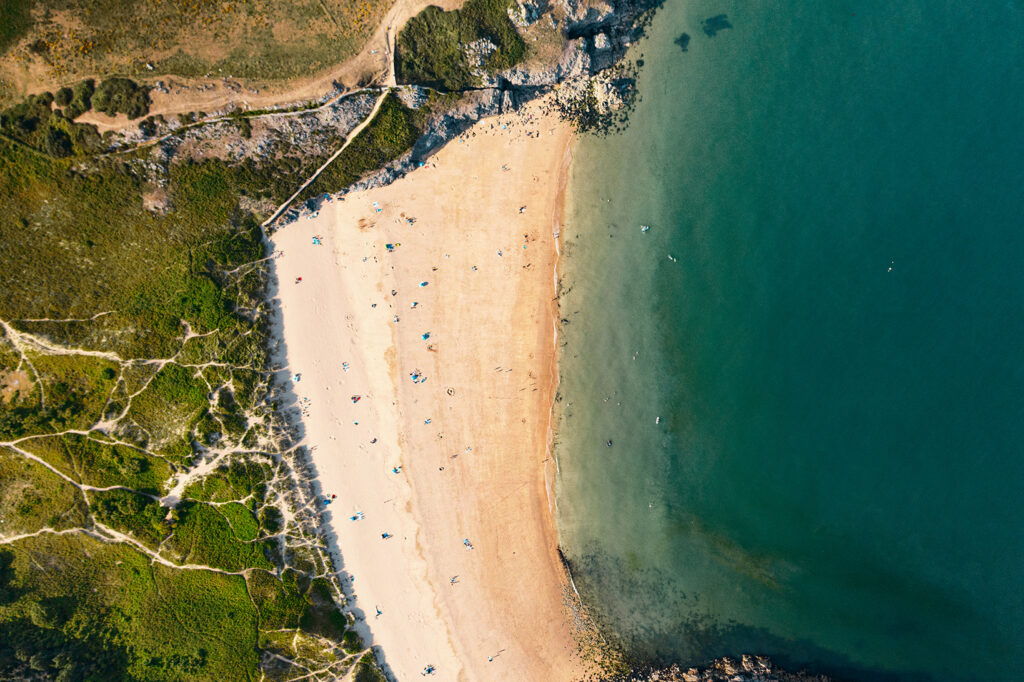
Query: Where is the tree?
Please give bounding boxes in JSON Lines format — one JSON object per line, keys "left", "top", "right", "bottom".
{"left": 42, "top": 127, "right": 73, "bottom": 158}
{"left": 54, "top": 87, "right": 73, "bottom": 107}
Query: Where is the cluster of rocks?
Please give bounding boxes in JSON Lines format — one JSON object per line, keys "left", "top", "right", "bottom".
{"left": 634, "top": 656, "right": 833, "bottom": 682}
{"left": 161, "top": 90, "right": 377, "bottom": 165}
{"left": 284, "top": 0, "right": 662, "bottom": 221}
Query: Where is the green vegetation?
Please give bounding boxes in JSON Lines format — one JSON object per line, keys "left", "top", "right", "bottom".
{"left": 0, "top": 89, "right": 104, "bottom": 157}
{"left": 90, "top": 488, "right": 170, "bottom": 547}
{"left": 354, "top": 652, "right": 388, "bottom": 682}
{"left": 0, "top": 139, "right": 266, "bottom": 358}
{"left": 396, "top": 0, "right": 526, "bottom": 90}
{"left": 164, "top": 501, "right": 273, "bottom": 572}
{"left": 21, "top": 353, "right": 119, "bottom": 431}
{"left": 298, "top": 93, "right": 424, "bottom": 203}
{"left": 0, "top": 0, "right": 393, "bottom": 107}
{"left": 184, "top": 460, "right": 270, "bottom": 503}
{"left": 0, "top": 535, "right": 262, "bottom": 680}
{"left": 247, "top": 569, "right": 307, "bottom": 630}
{"left": 91, "top": 77, "right": 151, "bottom": 119}
{"left": 0, "top": 38, "right": 389, "bottom": 677}
{"left": 220, "top": 501, "right": 259, "bottom": 541}
{"left": 21, "top": 433, "right": 172, "bottom": 494}
{"left": 0, "top": 446, "right": 90, "bottom": 535}
{"left": 127, "top": 363, "right": 209, "bottom": 446}
{"left": 0, "top": 0, "right": 33, "bottom": 53}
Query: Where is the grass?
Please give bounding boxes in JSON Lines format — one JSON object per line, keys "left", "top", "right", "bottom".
{"left": 164, "top": 501, "right": 273, "bottom": 571}
{"left": 0, "top": 534, "right": 260, "bottom": 680}
{"left": 20, "top": 433, "right": 173, "bottom": 494}
{"left": 183, "top": 460, "right": 269, "bottom": 503}
{"left": 396, "top": 0, "right": 526, "bottom": 90}
{"left": 127, "top": 363, "right": 209, "bottom": 447}
{"left": 297, "top": 92, "right": 424, "bottom": 202}
{"left": 20, "top": 352, "right": 118, "bottom": 432}
{"left": 0, "top": 0, "right": 392, "bottom": 106}
{"left": 0, "top": 446, "right": 90, "bottom": 535}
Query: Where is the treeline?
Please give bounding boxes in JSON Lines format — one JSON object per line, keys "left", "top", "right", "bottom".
{"left": 0, "top": 77, "right": 151, "bottom": 157}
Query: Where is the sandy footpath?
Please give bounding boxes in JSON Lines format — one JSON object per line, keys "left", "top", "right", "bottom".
{"left": 271, "top": 99, "right": 582, "bottom": 681}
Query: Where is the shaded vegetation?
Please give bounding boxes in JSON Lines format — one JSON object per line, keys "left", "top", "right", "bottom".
{"left": 396, "top": 0, "right": 526, "bottom": 90}
{"left": 90, "top": 488, "right": 170, "bottom": 547}
{"left": 0, "top": 0, "right": 34, "bottom": 53}
{"left": 297, "top": 93, "right": 424, "bottom": 203}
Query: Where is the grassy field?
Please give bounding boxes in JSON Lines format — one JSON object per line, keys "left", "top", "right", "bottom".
{"left": 395, "top": 0, "right": 526, "bottom": 90}
{"left": 0, "top": 0, "right": 393, "bottom": 105}
{"left": 0, "top": 534, "right": 262, "bottom": 680}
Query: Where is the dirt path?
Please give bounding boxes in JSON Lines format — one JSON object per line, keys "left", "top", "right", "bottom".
{"left": 262, "top": 88, "right": 391, "bottom": 227}
{"left": 76, "top": 0, "right": 465, "bottom": 135}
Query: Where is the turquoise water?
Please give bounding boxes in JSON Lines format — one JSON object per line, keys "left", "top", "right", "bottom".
{"left": 555, "top": 2, "right": 1024, "bottom": 680}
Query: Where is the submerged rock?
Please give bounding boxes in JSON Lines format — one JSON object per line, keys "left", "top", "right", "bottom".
{"left": 702, "top": 14, "right": 732, "bottom": 37}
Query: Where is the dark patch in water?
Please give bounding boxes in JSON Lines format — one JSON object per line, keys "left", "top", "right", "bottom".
{"left": 564, "top": 546, "right": 944, "bottom": 682}
{"left": 702, "top": 14, "right": 732, "bottom": 37}
{"left": 675, "top": 32, "right": 691, "bottom": 51}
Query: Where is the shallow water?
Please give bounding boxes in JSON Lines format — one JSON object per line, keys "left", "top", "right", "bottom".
{"left": 555, "top": 2, "right": 1024, "bottom": 680}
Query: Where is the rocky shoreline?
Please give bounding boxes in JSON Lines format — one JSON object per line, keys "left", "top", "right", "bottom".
{"left": 629, "top": 656, "right": 834, "bottom": 682}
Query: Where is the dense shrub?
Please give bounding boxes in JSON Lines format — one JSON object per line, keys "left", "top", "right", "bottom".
{"left": 92, "top": 78, "right": 151, "bottom": 119}
{"left": 54, "top": 86, "right": 72, "bottom": 107}
{"left": 396, "top": 0, "right": 525, "bottom": 90}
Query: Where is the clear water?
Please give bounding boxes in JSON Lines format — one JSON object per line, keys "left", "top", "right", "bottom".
{"left": 555, "top": 2, "right": 1024, "bottom": 680}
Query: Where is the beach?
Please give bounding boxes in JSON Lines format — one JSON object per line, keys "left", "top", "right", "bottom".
{"left": 271, "top": 99, "right": 581, "bottom": 680}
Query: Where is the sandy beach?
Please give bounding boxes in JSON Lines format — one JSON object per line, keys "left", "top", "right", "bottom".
{"left": 271, "top": 99, "right": 582, "bottom": 681}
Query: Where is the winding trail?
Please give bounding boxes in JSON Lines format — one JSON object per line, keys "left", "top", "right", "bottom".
{"left": 74, "top": 0, "right": 464, "bottom": 136}
{"left": 262, "top": 88, "right": 391, "bottom": 227}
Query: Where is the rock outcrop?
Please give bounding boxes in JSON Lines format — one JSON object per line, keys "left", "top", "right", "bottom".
{"left": 634, "top": 655, "right": 833, "bottom": 682}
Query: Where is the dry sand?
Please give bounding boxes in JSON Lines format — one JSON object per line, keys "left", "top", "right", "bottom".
{"left": 271, "top": 99, "right": 585, "bottom": 681}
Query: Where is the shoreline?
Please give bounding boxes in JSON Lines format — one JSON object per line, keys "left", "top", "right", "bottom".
{"left": 271, "top": 97, "right": 584, "bottom": 680}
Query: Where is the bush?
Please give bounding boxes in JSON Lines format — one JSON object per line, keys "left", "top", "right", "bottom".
{"left": 92, "top": 78, "right": 151, "bottom": 120}
{"left": 54, "top": 87, "right": 73, "bottom": 107}
{"left": 396, "top": 0, "right": 525, "bottom": 90}
{"left": 42, "top": 128, "right": 72, "bottom": 158}
{"left": 67, "top": 79, "right": 95, "bottom": 120}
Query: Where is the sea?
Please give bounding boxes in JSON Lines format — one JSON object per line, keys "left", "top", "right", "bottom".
{"left": 554, "top": 2, "right": 1024, "bottom": 680}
